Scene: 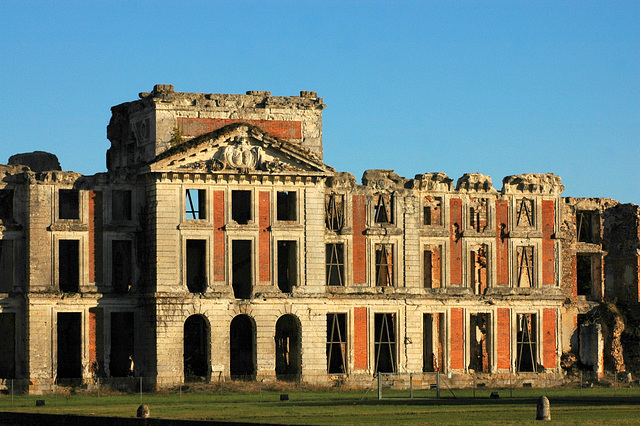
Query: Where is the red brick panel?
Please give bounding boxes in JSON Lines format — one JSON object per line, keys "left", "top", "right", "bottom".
{"left": 88, "top": 191, "right": 103, "bottom": 284}
{"left": 449, "top": 199, "right": 463, "bottom": 285}
{"left": 542, "top": 308, "right": 557, "bottom": 369}
{"left": 352, "top": 195, "right": 366, "bottom": 284}
{"left": 541, "top": 200, "right": 555, "bottom": 285}
{"left": 259, "top": 191, "right": 271, "bottom": 282}
{"left": 354, "top": 307, "right": 368, "bottom": 370}
{"left": 495, "top": 200, "right": 509, "bottom": 285}
{"left": 178, "top": 117, "right": 302, "bottom": 140}
{"left": 496, "top": 308, "right": 511, "bottom": 370}
{"left": 88, "top": 307, "right": 103, "bottom": 371}
{"left": 213, "top": 190, "right": 225, "bottom": 281}
{"left": 432, "top": 246, "right": 441, "bottom": 288}
{"left": 450, "top": 308, "right": 464, "bottom": 370}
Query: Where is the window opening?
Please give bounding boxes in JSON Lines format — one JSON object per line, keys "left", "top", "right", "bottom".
{"left": 184, "top": 315, "right": 210, "bottom": 380}
{"left": 469, "top": 198, "right": 488, "bottom": 232}
{"left": 516, "top": 313, "right": 537, "bottom": 372}
{"left": 231, "top": 190, "right": 252, "bottom": 224}
{"left": 469, "top": 313, "right": 490, "bottom": 373}
{"left": 471, "top": 245, "right": 488, "bottom": 294}
{"left": 232, "top": 240, "right": 252, "bottom": 299}
{"left": 0, "top": 240, "right": 14, "bottom": 292}
{"left": 577, "top": 211, "right": 598, "bottom": 243}
{"left": 230, "top": 315, "right": 256, "bottom": 379}
{"left": 374, "top": 194, "right": 393, "bottom": 224}
{"left": 109, "top": 312, "right": 134, "bottom": 377}
{"left": 112, "top": 240, "right": 132, "bottom": 294}
{"left": 277, "top": 241, "right": 297, "bottom": 293}
{"left": 59, "top": 240, "right": 79, "bottom": 292}
{"left": 516, "top": 246, "right": 534, "bottom": 288}
{"left": 277, "top": 191, "right": 297, "bottom": 221}
{"left": 185, "top": 189, "right": 206, "bottom": 220}
{"left": 424, "top": 250, "right": 433, "bottom": 288}
{"left": 59, "top": 189, "right": 79, "bottom": 220}
{"left": 325, "top": 194, "right": 344, "bottom": 231}
{"left": 327, "top": 313, "right": 347, "bottom": 374}
{"left": 577, "top": 253, "right": 594, "bottom": 296}
{"left": 326, "top": 243, "right": 344, "bottom": 286}
{"left": 375, "top": 244, "right": 393, "bottom": 287}
{"left": 423, "top": 196, "right": 441, "bottom": 226}
{"left": 374, "top": 313, "right": 397, "bottom": 373}
{"left": 112, "top": 190, "right": 132, "bottom": 221}
{"left": 0, "top": 189, "right": 14, "bottom": 222}
{"left": 516, "top": 198, "right": 534, "bottom": 227}
{"left": 186, "top": 240, "right": 206, "bottom": 293}
{"left": 0, "top": 313, "right": 15, "bottom": 378}
{"left": 57, "top": 312, "right": 82, "bottom": 379}
{"left": 423, "top": 313, "right": 445, "bottom": 372}
{"left": 275, "top": 314, "right": 301, "bottom": 380}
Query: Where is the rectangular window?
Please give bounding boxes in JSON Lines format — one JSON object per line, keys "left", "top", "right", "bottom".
{"left": 325, "top": 194, "right": 344, "bottom": 231}
{"left": 423, "top": 196, "right": 442, "bottom": 226}
{"left": 0, "top": 240, "right": 14, "bottom": 292}
{"left": 471, "top": 245, "right": 488, "bottom": 294}
{"left": 59, "top": 189, "right": 79, "bottom": 220}
{"left": 577, "top": 253, "right": 598, "bottom": 297}
{"left": 516, "top": 313, "right": 538, "bottom": 372}
{"left": 516, "top": 198, "right": 534, "bottom": 227}
{"left": 577, "top": 211, "right": 599, "bottom": 243}
{"left": 469, "top": 198, "right": 488, "bottom": 232}
{"left": 231, "top": 190, "right": 252, "bottom": 224}
{"left": 277, "top": 241, "right": 297, "bottom": 293}
{"left": 232, "top": 240, "right": 252, "bottom": 299}
{"left": 327, "top": 313, "right": 347, "bottom": 374}
{"left": 57, "top": 312, "right": 82, "bottom": 379}
{"left": 112, "top": 240, "right": 133, "bottom": 294}
{"left": 375, "top": 244, "right": 393, "bottom": 287}
{"left": 186, "top": 239, "right": 206, "bottom": 293}
{"left": 424, "top": 250, "right": 433, "bottom": 288}
{"left": 110, "top": 312, "right": 135, "bottom": 377}
{"left": 423, "top": 313, "right": 445, "bottom": 372}
{"left": 469, "top": 313, "right": 490, "bottom": 373}
{"left": 112, "top": 190, "right": 132, "bottom": 221}
{"left": 277, "top": 191, "right": 297, "bottom": 221}
{"left": 0, "top": 313, "right": 15, "bottom": 378}
{"left": 516, "top": 246, "right": 535, "bottom": 288}
{"left": 374, "top": 313, "right": 396, "bottom": 373}
{"left": 59, "top": 240, "right": 79, "bottom": 292}
{"left": 326, "top": 243, "right": 345, "bottom": 286}
{"left": 185, "top": 189, "right": 206, "bottom": 220}
{"left": 0, "top": 189, "right": 14, "bottom": 222}
{"left": 374, "top": 194, "right": 393, "bottom": 224}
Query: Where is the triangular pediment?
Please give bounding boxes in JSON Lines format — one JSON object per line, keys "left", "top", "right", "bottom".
{"left": 147, "top": 123, "right": 333, "bottom": 175}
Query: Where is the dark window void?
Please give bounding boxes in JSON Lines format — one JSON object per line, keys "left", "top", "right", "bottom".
{"left": 424, "top": 250, "right": 433, "bottom": 288}
{"left": 232, "top": 240, "right": 252, "bottom": 299}
{"left": 277, "top": 191, "right": 297, "bottom": 221}
{"left": 275, "top": 314, "right": 301, "bottom": 380}
{"left": 59, "top": 240, "right": 79, "bottom": 292}
{"left": 185, "top": 189, "right": 206, "bottom": 220}
{"left": 0, "top": 240, "right": 15, "bottom": 292}
{"left": 112, "top": 240, "right": 132, "bottom": 294}
{"left": 110, "top": 312, "right": 134, "bottom": 377}
{"left": 57, "top": 312, "right": 82, "bottom": 379}
{"left": 577, "top": 253, "right": 597, "bottom": 296}
{"left": 325, "top": 194, "right": 344, "bottom": 231}
{"left": 230, "top": 315, "right": 256, "bottom": 379}
{"left": 469, "top": 313, "right": 490, "bottom": 373}
{"left": 0, "top": 189, "right": 14, "bottom": 222}
{"left": 516, "top": 313, "right": 538, "bottom": 372}
{"left": 374, "top": 194, "right": 393, "bottom": 224}
{"left": 327, "top": 313, "right": 347, "bottom": 374}
{"left": 112, "top": 190, "right": 132, "bottom": 221}
{"left": 423, "top": 313, "right": 445, "bottom": 372}
{"left": 0, "top": 313, "right": 15, "bottom": 378}
{"left": 374, "top": 313, "right": 396, "bottom": 373}
{"left": 423, "top": 196, "right": 442, "bottom": 226}
{"left": 517, "top": 246, "right": 534, "bottom": 288}
{"left": 577, "top": 211, "right": 599, "bottom": 243}
{"left": 375, "top": 244, "right": 393, "bottom": 287}
{"left": 186, "top": 240, "right": 206, "bottom": 293}
{"left": 231, "top": 190, "right": 251, "bottom": 224}
{"left": 59, "top": 189, "right": 79, "bottom": 220}
{"left": 326, "top": 243, "right": 344, "bottom": 286}
{"left": 184, "top": 315, "right": 210, "bottom": 380}
{"left": 469, "top": 198, "right": 488, "bottom": 232}
{"left": 471, "top": 245, "right": 488, "bottom": 295}
{"left": 277, "top": 241, "right": 297, "bottom": 293}
{"left": 516, "top": 198, "right": 534, "bottom": 227}
{"left": 423, "top": 246, "right": 442, "bottom": 289}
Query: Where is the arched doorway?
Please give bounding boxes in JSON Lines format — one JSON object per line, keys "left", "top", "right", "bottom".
{"left": 230, "top": 314, "right": 256, "bottom": 379}
{"left": 184, "top": 315, "right": 210, "bottom": 380}
{"left": 275, "top": 314, "right": 301, "bottom": 381}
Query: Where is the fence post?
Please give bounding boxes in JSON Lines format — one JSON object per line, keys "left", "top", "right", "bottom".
{"left": 140, "top": 377, "right": 143, "bottom": 404}
{"left": 509, "top": 373, "right": 513, "bottom": 398}
{"left": 473, "top": 377, "right": 476, "bottom": 398}
{"left": 55, "top": 378, "right": 58, "bottom": 407}
{"left": 410, "top": 373, "right": 413, "bottom": 399}
{"left": 436, "top": 372, "right": 440, "bottom": 400}
{"left": 97, "top": 377, "right": 100, "bottom": 403}
{"left": 11, "top": 379, "right": 13, "bottom": 409}
{"left": 179, "top": 383, "right": 182, "bottom": 403}
{"left": 377, "top": 374, "right": 382, "bottom": 400}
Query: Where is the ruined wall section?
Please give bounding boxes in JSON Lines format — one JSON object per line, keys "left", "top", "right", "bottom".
{"left": 603, "top": 203, "right": 640, "bottom": 303}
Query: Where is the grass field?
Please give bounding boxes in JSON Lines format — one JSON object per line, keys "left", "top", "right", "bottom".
{"left": 1, "top": 386, "right": 639, "bottom": 424}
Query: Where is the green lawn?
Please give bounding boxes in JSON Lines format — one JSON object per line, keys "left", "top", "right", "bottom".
{"left": 1, "top": 387, "right": 639, "bottom": 424}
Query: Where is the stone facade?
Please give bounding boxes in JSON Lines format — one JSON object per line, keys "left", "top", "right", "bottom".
{"left": 0, "top": 85, "right": 638, "bottom": 392}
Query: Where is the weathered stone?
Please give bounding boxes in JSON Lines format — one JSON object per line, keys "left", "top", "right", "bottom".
{"left": 8, "top": 151, "right": 61, "bottom": 172}
{"left": 536, "top": 396, "right": 550, "bottom": 420}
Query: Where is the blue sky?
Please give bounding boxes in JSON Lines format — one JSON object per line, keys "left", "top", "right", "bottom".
{"left": 1, "top": 1, "right": 638, "bottom": 202}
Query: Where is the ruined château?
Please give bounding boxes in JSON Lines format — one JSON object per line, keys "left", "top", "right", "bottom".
{"left": 0, "top": 85, "right": 638, "bottom": 392}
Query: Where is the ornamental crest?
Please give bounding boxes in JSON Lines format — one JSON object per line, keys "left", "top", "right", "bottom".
{"left": 221, "top": 137, "right": 263, "bottom": 171}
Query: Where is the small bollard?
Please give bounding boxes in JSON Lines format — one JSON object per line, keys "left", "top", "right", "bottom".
{"left": 35, "top": 400, "right": 45, "bottom": 407}
{"left": 280, "top": 394, "right": 289, "bottom": 401}
{"left": 536, "top": 396, "right": 551, "bottom": 421}
{"left": 490, "top": 391, "right": 500, "bottom": 399}
{"left": 137, "top": 404, "right": 150, "bottom": 418}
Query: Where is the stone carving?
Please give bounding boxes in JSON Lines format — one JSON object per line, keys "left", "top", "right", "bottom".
{"left": 413, "top": 172, "right": 453, "bottom": 191}
{"left": 456, "top": 173, "right": 495, "bottom": 192}
{"left": 362, "top": 169, "right": 406, "bottom": 191}
{"left": 221, "top": 137, "right": 263, "bottom": 171}
{"left": 502, "top": 173, "right": 564, "bottom": 195}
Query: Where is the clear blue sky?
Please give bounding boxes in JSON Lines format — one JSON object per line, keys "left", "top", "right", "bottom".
{"left": 1, "top": 1, "right": 638, "bottom": 203}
